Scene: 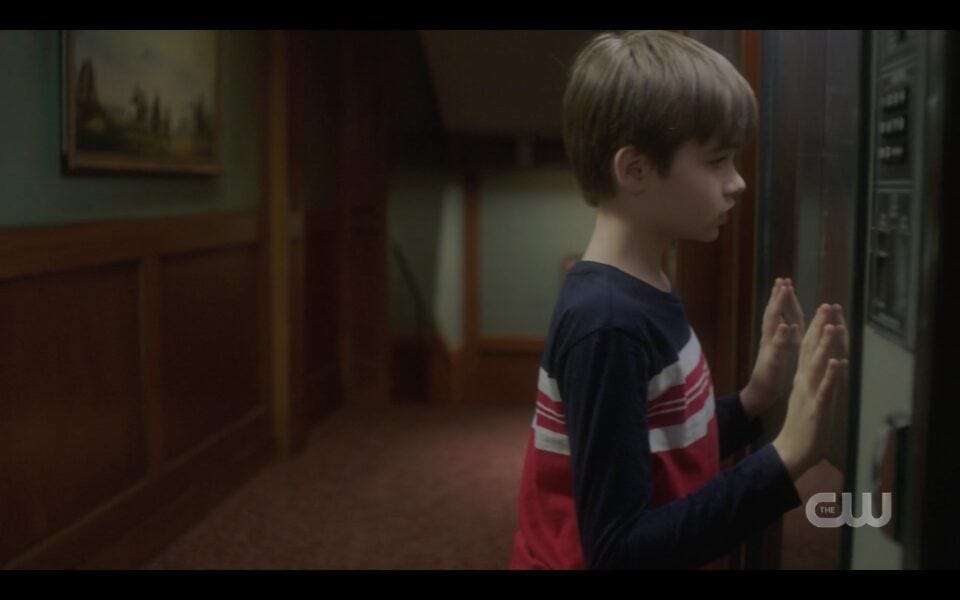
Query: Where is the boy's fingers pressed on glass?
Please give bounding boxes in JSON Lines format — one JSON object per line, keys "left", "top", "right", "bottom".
{"left": 833, "top": 325, "right": 847, "bottom": 359}
{"left": 820, "top": 360, "right": 842, "bottom": 407}
{"left": 834, "top": 308, "right": 850, "bottom": 354}
{"left": 809, "top": 324, "right": 835, "bottom": 384}
{"left": 802, "top": 304, "right": 829, "bottom": 360}
{"left": 787, "top": 288, "right": 805, "bottom": 326}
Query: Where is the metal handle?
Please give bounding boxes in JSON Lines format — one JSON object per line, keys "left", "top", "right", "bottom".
{"left": 872, "top": 411, "right": 910, "bottom": 542}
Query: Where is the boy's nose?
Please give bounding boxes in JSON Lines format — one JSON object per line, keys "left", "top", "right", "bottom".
{"left": 725, "top": 171, "right": 746, "bottom": 200}
{"left": 732, "top": 170, "right": 746, "bottom": 191}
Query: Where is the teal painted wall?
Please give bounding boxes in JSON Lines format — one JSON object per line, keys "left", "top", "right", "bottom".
{"left": 386, "top": 34, "right": 593, "bottom": 345}
{"left": 480, "top": 166, "right": 594, "bottom": 337}
{"left": 0, "top": 30, "right": 262, "bottom": 228}
{"left": 391, "top": 163, "right": 593, "bottom": 343}
{"left": 433, "top": 183, "right": 463, "bottom": 349}
{"left": 386, "top": 32, "right": 461, "bottom": 345}
{"left": 388, "top": 169, "right": 452, "bottom": 336}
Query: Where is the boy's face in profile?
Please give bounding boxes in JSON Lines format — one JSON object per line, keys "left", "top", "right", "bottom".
{"left": 640, "top": 136, "right": 746, "bottom": 244}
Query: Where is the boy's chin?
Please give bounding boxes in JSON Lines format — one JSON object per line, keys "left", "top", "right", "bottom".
{"left": 675, "top": 225, "right": 722, "bottom": 243}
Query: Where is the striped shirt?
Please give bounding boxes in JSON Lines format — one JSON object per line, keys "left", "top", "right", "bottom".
{"left": 509, "top": 260, "right": 801, "bottom": 569}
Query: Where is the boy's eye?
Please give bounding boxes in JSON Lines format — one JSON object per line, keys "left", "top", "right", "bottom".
{"left": 711, "top": 154, "right": 734, "bottom": 166}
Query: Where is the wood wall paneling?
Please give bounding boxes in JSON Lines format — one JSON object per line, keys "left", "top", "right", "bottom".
{"left": 430, "top": 336, "right": 458, "bottom": 405}
{"left": 77, "top": 410, "right": 271, "bottom": 569}
{"left": 264, "top": 30, "right": 292, "bottom": 457}
{"left": 0, "top": 263, "right": 145, "bottom": 563}
{"left": 9, "top": 409, "right": 270, "bottom": 569}
{"left": 294, "top": 32, "right": 343, "bottom": 424}
{"left": 139, "top": 256, "right": 165, "bottom": 479}
{"left": 159, "top": 247, "right": 262, "bottom": 461}
{"left": 389, "top": 335, "right": 432, "bottom": 403}
{"left": 303, "top": 208, "right": 343, "bottom": 422}
{"left": 288, "top": 233, "right": 307, "bottom": 451}
{"left": 390, "top": 334, "right": 541, "bottom": 406}
{"left": 0, "top": 213, "right": 270, "bottom": 568}
{"left": 335, "top": 32, "right": 396, "bottom": 407}
{"left": 477, "top": 338, "right": 545, "bottom": 406}
{"left": 0, "top": 213, "right": 258, "bottom": 282}
{"left": 1, "top": 28, "right": 278, "bottom": 569}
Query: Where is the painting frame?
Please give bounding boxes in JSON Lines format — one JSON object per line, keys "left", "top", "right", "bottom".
{"left": 62, "top": 30, "right": 224, "bottom": 175}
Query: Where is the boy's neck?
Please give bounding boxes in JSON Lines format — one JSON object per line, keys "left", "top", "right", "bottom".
{"left": 580, "top": 206, "right": 674, "bottom": 294}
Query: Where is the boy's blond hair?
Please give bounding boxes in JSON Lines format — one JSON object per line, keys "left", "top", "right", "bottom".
{"left": 562, "top": 30, "right": 758, "bottom": 207}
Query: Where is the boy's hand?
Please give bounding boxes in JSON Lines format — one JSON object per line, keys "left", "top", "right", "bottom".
{"left": 742, "top": 278, "right": 804, "bottom": 419}
{"left": 772, "top": 304, "right": 849, "bottom": 479}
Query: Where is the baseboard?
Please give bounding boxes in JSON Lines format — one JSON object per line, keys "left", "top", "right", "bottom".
{"left": 6, "top": 410, "right": 274, "bottom": 570}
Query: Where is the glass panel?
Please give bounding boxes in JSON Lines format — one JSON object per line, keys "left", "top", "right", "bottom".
{"left": 756, "top": 30, "right": 863, "bottom": 570}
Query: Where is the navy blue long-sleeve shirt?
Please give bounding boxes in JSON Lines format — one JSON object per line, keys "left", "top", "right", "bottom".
{"left": 509, "top": 260, "right": 801, "bottom": 569}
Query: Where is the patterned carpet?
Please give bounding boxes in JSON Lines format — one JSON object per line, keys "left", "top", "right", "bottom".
{"left": 144, "top": 399, "right": 838, "bottom": 570}
{"left": 145, "top": 402, "right": 533, "bottom": 570}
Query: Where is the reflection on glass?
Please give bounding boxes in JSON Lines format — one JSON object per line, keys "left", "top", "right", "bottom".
{"left": 893, "top": 215, "right": 910, "bottom": 323}
{"left": 868, "top": 192, "right": 911, "bottom": 335}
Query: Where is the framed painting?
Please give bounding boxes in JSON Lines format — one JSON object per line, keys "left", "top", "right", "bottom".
{"left": 62, "top": 30, "right": 223, "bottom": 175}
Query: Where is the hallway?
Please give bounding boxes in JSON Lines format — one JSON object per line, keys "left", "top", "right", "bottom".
{"left": 145, "top": 402, "right": 532, "bottom": 569}
{"left": 4, "top": 29, "right": 958, "bottom": 571}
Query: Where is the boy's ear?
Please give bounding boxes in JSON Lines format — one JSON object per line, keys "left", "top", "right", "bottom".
{"left": 612, "top": 146, "right": 650, "bottom": 196}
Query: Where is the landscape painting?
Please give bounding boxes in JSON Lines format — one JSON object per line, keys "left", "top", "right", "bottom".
{"left": 63, "top": 30, "right": 222, "bottom": 174}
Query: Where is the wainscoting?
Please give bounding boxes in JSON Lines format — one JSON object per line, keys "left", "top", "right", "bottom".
{"left": 390, "top": 334, "right": 543, "bottom": 407}
{"left": 477, "top": 337, "right": 545, "bottom": 406}
{"left": 0, "top": 212, "right": 273, "bottom": 568}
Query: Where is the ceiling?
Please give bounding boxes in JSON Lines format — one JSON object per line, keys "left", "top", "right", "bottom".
{"left": 417, "top": 31, "right": 603, "bottom": 140}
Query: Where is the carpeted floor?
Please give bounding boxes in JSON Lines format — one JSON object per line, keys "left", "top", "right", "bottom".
{"left": 145, "top": 402, "right": 533, "bottom": 570}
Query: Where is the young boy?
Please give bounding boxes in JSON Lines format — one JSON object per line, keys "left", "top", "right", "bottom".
{"left": 508, "top": 30, "right": 850, "bottom": 570}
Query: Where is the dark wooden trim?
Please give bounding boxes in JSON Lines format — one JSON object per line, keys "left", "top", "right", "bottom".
{"left": 288, "top": 233, "right": 306, "bottom": 453}
{"left": 738, "top": 29, "right": 762, "bottom": 396}
{"left": 302, "top": 206, "right": 343, "bottom": 421}
{"left": 0, "top": 211, "right": 260, "bottom": 281}
{"left": 394, "top": 333, "right": 542, "bottom": 406}
{"left": 476, "top": 339, "right": 544, "bottom": 406}
{"left": 723, "top": 29, "right": 764, "bottom": 572}
{"left": 139, "top": 256, "right": 164, "bottom": 478}
{"left": 389, "top": 333, "right": 432, "bottom": 404}
{"left": 82, "top": 427, "right": 268, "bottom": 569}
{"left": 447, "top": 133, "right": 567, "bottom": 171}
{"left": 479, "top": 336, "right": 546, "bottom": 356}
{"left": 6, "top": 408, "right": 271, "bottom": 569}
{"left": 739, "top": 28, "right": 784, "bottom": 571}
{"left": 257, "top": 30, "right": 273, "bottom": 467}
{"left": 461, "top": 171, "right": 481, "bottom": 404}
{"left": 434, "top": 333, "right": 460, "bottom": 405}
{"left": 287, "top": 210, "right": 304, "bottom": 448}
{"left": 430, "top": 331, "right": 461, "bottom": 406}
{"left": 264, "top": 30, "right": 292, "bottom": 457}
{"left": 332, "top": 32, "right": 394, "bottom": 407}
{"left": 288, "top": 211, "right": 304, "bottom": 241}
{"left": 286, "top": 31, "right": 305, "bottom": 213}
